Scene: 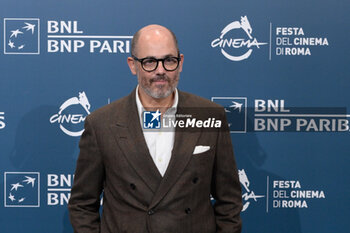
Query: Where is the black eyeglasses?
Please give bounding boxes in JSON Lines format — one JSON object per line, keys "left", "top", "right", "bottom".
{"left": 132, "top": 55, "right": 181, "bottom": 72}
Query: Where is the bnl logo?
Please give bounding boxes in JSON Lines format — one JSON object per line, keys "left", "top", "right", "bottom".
{"left": 4, "top": 172, "right": 40, "bottom": 207}
{"left": 211, "top": 97, "right": 247, "bottom": 133}
{"left": 3, "top": 18, "right": 40, "bottom": 54}
{"left": 143, "top": 110, "right": 161, "bottom": 129}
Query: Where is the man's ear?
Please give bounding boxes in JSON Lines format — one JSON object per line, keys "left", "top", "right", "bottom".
{"left": 178, "top": 54, "right": 184, "bottom": 72}
{"left": 127, "top": 57, "right": 137, "bottom": 75}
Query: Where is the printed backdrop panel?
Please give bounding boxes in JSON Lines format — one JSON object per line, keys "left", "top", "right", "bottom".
{"left": 0, "top": 0, "right": 349, "bottom": 232}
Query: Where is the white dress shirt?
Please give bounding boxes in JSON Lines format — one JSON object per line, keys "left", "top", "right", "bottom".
{"left": 136, "top": 85, "right": 178, "bottom": 176}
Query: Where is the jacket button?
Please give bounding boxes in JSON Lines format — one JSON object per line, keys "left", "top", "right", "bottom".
{"left": 192, "top": 177, "right": 199, "bottom": 184}
{"left": 185, "top": 208, "right": 191, "bottom": 214}
{"left": 148, "top": 209, "right": 155, "bottom": 215}
{"left": 130, "top": 183, "right": 136, "bottom": 190}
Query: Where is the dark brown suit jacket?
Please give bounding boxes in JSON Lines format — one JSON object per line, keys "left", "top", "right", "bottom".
{"left": 68, "top": 88, "right": 242, "bottom": 233}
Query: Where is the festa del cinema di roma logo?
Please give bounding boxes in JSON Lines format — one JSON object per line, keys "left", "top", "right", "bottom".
{"left": 239, "top": 169, "right": 264, "bottom": 212}
{"left": 211, "top": 16, "right": 267, "bottom": 61}
{"left": 50, "top": 92, "right": 91, "bottom": 137}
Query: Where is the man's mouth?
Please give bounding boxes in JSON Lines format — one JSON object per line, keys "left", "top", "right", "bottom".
{"left": 151, "top": 77, "right": 168, "bottom": 85}
{"left": 153, "top": 80, "right": 167, "bottom": 84}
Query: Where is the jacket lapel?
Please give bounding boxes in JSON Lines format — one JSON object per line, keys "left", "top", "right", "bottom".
{"left": 109, "top": 89, "right": 162, "bottom": 193}
{"left": 149, "top": 91, "right": 202, "bottom": 209}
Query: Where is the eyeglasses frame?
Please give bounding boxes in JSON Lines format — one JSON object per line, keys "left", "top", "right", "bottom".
{"left": 132, "top": 54, "right": 181, "bottom": 72}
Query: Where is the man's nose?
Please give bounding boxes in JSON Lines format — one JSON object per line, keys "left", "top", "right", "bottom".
{"left": 155, "top": 61, "right": 166, "bottom": 74}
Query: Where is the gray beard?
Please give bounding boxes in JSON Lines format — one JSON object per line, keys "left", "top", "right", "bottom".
{"left": 141, "top": 84, "right": 175, "bottom": 99}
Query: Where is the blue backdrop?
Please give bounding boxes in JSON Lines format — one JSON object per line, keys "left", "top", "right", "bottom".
{"left": 1, "top": 0, "right": 349, "bottom": 232}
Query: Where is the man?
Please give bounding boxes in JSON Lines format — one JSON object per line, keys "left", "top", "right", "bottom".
{"left": 68, "top": 24, "right": 242, "bottom": 233}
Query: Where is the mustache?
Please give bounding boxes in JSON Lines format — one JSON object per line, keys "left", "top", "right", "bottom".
{"left": 150, "top": 75, "right": 169, "bottom": 83}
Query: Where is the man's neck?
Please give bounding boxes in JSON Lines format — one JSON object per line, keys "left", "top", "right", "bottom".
{"left": 138, "top": 87, "right": 175, "bottom": 114}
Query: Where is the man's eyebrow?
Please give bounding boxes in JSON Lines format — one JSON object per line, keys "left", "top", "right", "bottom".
{"left": 143, "top": 54, "right": 177, "bottom": 59}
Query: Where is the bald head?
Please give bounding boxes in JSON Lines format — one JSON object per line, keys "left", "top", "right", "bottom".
{"left": 127, "top": 24, "right": 184, "bottom": 101}
{"left": 131, "top": 24, "right": 179, "bottom": 57}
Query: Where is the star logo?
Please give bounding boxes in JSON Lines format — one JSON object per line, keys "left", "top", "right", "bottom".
{"left": 4, "top": 172, "right": 40, "bottom": 207}
{"left": 150, "top": 109, "right": 161, "bottom": 122}
{"left": 143, "top": 110, "right": 162, "bottom": 129}
{"left": 8, "top": 193, "right": 16, "bottom": 202}
{"left": 8, "top": 40, "right": 15, "bottom": 48}
{"left": 3, "top": 18, "right": 40, "bottom": 55}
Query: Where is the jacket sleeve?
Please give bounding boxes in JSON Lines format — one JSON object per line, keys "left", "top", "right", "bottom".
{"left": 68, "top": 116, "right": 105, "bottom": 233}
{"left": 211, "top": 109, "right": 243, "bottom": 233}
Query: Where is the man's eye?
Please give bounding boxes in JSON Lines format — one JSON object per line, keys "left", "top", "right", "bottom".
{"left": 165, "top": 57, "right": 177, "bottom": 64}
{"left": 143, "top": 59, "right": 156, "bottom": 65}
